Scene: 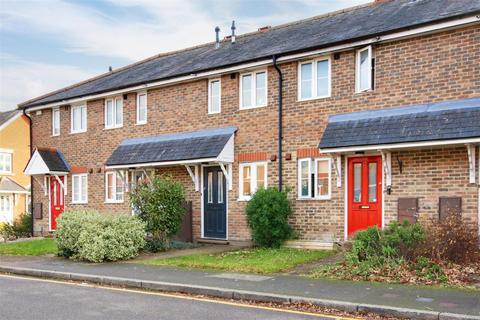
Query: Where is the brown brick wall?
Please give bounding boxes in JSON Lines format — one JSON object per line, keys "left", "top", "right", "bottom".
{"left": 29, "top": 25, "right": 480, "bottom": 240}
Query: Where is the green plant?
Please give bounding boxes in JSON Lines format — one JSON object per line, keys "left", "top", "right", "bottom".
{"left": 55, "top": 210, "right": 146, "bottom": 262}
{"left": 414, "top": 256, "right": 447, "bottom": 283}
{"left": 129, "top": 175, "right": 186, "bottom": 252}
{"left": 0, "top": 222, "right": 15, "bottom": 241}
{"left": 245, "top": 187, "right": 293, "bottom": 248}
{"left": 12, "top": 213, "right": 33, "bottom": 238}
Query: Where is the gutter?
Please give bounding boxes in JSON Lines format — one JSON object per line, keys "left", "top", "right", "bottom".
{"left": 22, "top": 108, "right": 34, "bottom": 237}
{"left": 272, "top": 55, "right": 283, "bottom": 192}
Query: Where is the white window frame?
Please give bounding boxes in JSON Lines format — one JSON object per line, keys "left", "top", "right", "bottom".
{"left": 105, "top": 171, "right": 125, "bottom": 203}
{"left": 71, "top": 173, "right": 88, "bottom": 204}
{"left": 0, "top": 151, "right": 12, "bottom": 174}
{"left": 298, "top": 157, "right": 331, "bottom": 200}
{"left": 105, "top": 97, "right": 123, "bottom": 129}
{"left": 356, "top": 45, "right": 373, "bottom": 92}
{"left": 70, "top": 104, "right": 87, "bottom": 134}
{"left": 238, "top": 161, "right": 268, "bottom": 201}
{"left": 297, "top": 56, "right": 331, "bottom": 101}
{"left": 239, "top": 70, "right": 268, "bottom": 110}
{"left": 0, "top": 194, "right": 13, "bottom": 224}
{"left": 136, "top": 91, "right": 148, "bottom": 125}
{"left": 208, "top": 78, "right": 221, "bottom": 114}
{"left": 52, "top": 107, "right": 60, "bottom": 136}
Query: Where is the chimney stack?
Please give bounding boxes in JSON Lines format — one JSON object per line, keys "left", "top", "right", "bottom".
{"left": 231, "top": 20, "right": 236, "bottom": 44}
{"left": 215, "top": 26, "right": 220, "bottom": 49}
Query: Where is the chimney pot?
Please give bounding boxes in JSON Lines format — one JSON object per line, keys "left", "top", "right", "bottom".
{"left": 231, "top": 20, "right": 236, "bottom": 43}
{"left": 215, "top": 26, "right": 221, "bottom": 49}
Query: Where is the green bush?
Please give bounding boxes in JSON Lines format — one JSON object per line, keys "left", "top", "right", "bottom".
{"left": 55, "top": 210, "right": 146, "bottom": 262}
{"left": 129, "top": 175, "right": 186, "bottom": 252}
{"left": 0, "top": 213, "right": 32, "bottom": 240}
{"left": 0, "top": 222, "right": 15, "bottom": 241}
{"left": 245, "top": 187, "right": 293, "bottom": 248}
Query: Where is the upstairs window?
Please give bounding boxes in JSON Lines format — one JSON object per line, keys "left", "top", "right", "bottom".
{"left": 356, "top": 46, "right": 374, "bottom": 92}
{"left": 298, "top": 158, "right": 331, "bottom": 200}
{"left": 0, "top": 152, "right": 12, "bottom": 174}
{"left": 70, "top": 105, "right": 87, "bottom": 133}
{"left": 240, "top": 70, "right": 267, "bottom": 109}
{"left": 298, "top": 57, "right": 331, "bottom": 100}
{"left": 239, "top": 162, "right": 267, "bottom": 200}
{"left": 208, "top": 79, "right": 221, "bottom": 114}
{"left": 136, "top": 92, "right": 147, "bottom": 124}
{"left": 105, "top": 171, "right": 125, "bottom": 203}
{"left": 105, "top": 97, "right": 123, "bottom": 129}
{"left": 72, "top": 174, "right": 88, "bottom": 204}
{"left": 52, "top": 108, "right": 60, "bottom": 136}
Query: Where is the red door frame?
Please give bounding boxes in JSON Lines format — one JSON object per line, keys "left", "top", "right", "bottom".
{"left": 347, "top": 155, "right": 382, "bottom": 237}
{"left": 49, "top": 176, "right": 65, "bottom": 231}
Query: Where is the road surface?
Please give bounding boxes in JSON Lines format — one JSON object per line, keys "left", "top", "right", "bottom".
{"left": 0, "top": 274, "right": 355, "bottom": 320}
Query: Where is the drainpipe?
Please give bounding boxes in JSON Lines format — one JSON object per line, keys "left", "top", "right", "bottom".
{"left": 272, "top": 55, "right": 283, "bottom": 191}
{"left": 22, "top": 108, "right": 34, "bottom": 237}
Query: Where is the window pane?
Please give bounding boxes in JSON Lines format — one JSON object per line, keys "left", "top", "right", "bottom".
{"left": 81, "top": 106, "right": 86, "bottom": 130}
{"left": 210, "top": 80, "right": 220, "bottom": 113}
{"left": 217, "top": 171, "right": 223, "bottom": 203}
{"left": 317, "top": 160, "right": 329, "bottom": 197}
{"left": 300, "top": 63, "right": 312, "bottom": 99}
{"left": 72, "top": 107, "right": 80, "bottom": 131}
{"left": 106, "top": 100, "right": 113, "bottom": 127}
{"left": 256, "top": 164, "right": 265, "bottom": 189}
{"left": 116, "top": 173, "right": 124, "bottom": 201}
{"left": 207, "top": 172, "right": 213, "bottom": 203}
{"left": 81, "top": 175, "right": 87, "bottom": 202}
{"left": 138, "top": 94, "right": 147, "bottom": 122}
{"left": 242, "top": 165, "right": 251, "bottom": 196}
{"left": 300, "top": 160, "right": 309, "bottom": 197}
{"left": 107, "top": 173, "right": 114, "bottom": 200}
{"left": 53, "top": 110, "right": 60, "bottom": 135}
{"left": 359, "top": 49, "right": 370, "bottom": 90}
{"left": 241, "top": 74, "right": 252, "bottom": 108}
{"left": 255, "top": 72, "right": 266, "bottom": 106}
{"left": 316, "top": 60, "right": 329, "bottom": 97}
{"left": 115, "top": 99, "right": 123, "bottom": 126}
{"left": 353, "top": 163, "right": 362, "bottom": 203}
{"left": 368, "top": 163, "right": 377, "bottom": 202}
{"left": 73, "top": 176, "right": 80, "bottom": 202}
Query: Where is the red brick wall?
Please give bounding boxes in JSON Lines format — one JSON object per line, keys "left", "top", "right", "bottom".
{"left": 29, "top": 25, "right": 480, "bottom": 241}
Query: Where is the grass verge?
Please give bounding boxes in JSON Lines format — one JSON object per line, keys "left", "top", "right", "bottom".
{"left": 0, "top": 238, "right": 57, "bottom": 256}
{"left": 139, "top": 247, "right": 332, "bottom": 274}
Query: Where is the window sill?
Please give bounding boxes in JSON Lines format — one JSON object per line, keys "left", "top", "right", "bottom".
{"left": 207, "top": 111, "right": 221, "bottom": 115}
{"left": 135, "top": 122, "right": 147, "bottom": 126}
{"left": 103, "top": 126, "right": 123, "bottom": 130}
{"left": 71, "top": 202, "right": 88, "bottom": 205}
{"left": 354, "top": 88, "right": 374, "bottom": 94}
{"left": 51, "top": 134, "right": 60, "bottom": 138}
{"left": 239, "top": 104, "right": 267, "bottom": 111}
{"left": 237, "top": 197, "right": 251, "bottom": 202}
{"left": 0, "top": 172, "right": 13, "bottom": 176}
{"left": 296, "top": 197, "right": 331, "bottom": 201}
{"left": 297, "top": 95, "right": 331, "bottom": 103}
{"left": 69, "top": 130, "right": 87, "bottom": 135}
{"left": 104, "top": 200, "right": 125, "bottom": 204}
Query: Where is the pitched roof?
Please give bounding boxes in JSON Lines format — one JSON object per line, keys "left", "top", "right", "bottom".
{"left": 0, "top": 177, "right": 27, "bottom": 193}
{"left": 106, "top": 127, "right": 237, "bottom": 167}
{"left": 319, "top": 98, "right": 480, "bottom": 150}
{"left": 19, "top": 0, "right": 480, "bottom": 109}
{"left": 0, "top": 110, "right": 21, "bottom": 128}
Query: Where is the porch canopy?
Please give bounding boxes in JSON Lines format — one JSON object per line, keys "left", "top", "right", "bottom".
{"left": 319, "top": 98, "right": 480, "bottom": 188}
{"left": 105, "top": 126, "right": 237, "bottom": 191}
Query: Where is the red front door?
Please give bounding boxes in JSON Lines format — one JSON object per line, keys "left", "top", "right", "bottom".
{"left": 50, "top": 176, "right": 64, "bottom": 231}
{"left": 347, "top": 156, "right": 382, "bottom": 237}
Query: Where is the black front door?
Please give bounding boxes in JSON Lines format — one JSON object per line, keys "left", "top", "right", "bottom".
{"left": 203, "top": 166, "right": 227, "bottom": 239}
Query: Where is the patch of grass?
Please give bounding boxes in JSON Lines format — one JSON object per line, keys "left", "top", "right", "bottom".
{"left": 140, "top": 247, "right": 332, "bottom": 274}
{"left": 0, "top": 238, "right": 57, "bottom": 256}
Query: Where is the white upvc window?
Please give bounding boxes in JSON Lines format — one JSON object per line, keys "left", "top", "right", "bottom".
{"left": 239, "top": 162, "right": 267, "bottom": 200}
{"left": 136, "top": 92, "right": 147, "bottom": 124}
{"left": 356, "top": 45, "right": 373, "bottom": 92}
{"left": 105, "top": 171, "right": 125, "bottom": 203}
{"left": 0, "top": 195, "right": 12, "bottom": 223}
{"left": 208, "top": 79, "right": 221, "bottom": 114}
{"left": 0, "top": 152, "right": 12, "bottom": 174}
{"left": 52, "top": 108, "right": 60, "bottom": 136}
{"left": 72, "top": 174, "right": 88, "bottom": 204}
{"left": 240, "top": 70, "right": 267, "bottom": 109}
{"left": 70, "top": 105, "right": 87, "bottom": 133}
{"left": 298, "top": 158, "right": 331, "bottom": 200}
{"left": 298, "top": 57, "right": 331, "bottom": 101}
{"left": 105, "top": 97, "right": 123, "bottom": 129}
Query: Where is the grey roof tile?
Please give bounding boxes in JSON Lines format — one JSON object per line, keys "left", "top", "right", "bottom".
{"left": 0, "top": 110, "right": 21, "bottom": 127}
{"left": 37, "top": 149, "right": 71, "bottom": 172}
{"left": 0, "top": 177, "right": 27, "bottom": 193}
{"left": 19, "top": 0, "right": 480, "bottom": 109}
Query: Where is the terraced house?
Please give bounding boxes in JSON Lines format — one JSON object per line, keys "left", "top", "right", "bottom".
{"left": 19, "top": 0, "right": 480, "bottom": 247}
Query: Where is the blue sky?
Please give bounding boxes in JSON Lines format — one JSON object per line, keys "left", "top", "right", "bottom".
{"left": 0, "top": 0, "right": 368, "bottom": 111}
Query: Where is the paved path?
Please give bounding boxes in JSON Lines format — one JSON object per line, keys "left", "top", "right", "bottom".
{"left": 1, "top": 256, "right": 479, "bottom": 318}
{"left": 0, "top": 274, "right": 342, "bottom": 320}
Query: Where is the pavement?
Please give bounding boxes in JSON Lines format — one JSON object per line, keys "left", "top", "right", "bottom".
{"left": 0, "top": 255, "right": 479, "bottom": 319}
{"left": 0, "top": 274, "right": 337, "bottom": 320}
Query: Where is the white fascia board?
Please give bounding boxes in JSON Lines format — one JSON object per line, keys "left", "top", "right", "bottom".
{"left": 24, "top": 150, "right": 49, "bottom": 175}
{"left": 320, "top": 138, "right": 480, "bottom": 154}
{"left": 105, "top": 157, "right": 218, "bottom": 170}
{"left": 0, "top": 112, "right": 22, "bottom": 132}
{"left": 23, "top": 15, "right": 480, "bottom": 113}
{"left": 217, "top": 135, "right": 235, "bottom": 163}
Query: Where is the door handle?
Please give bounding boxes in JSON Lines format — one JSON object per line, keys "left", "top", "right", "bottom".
{"left": 360, "top": 205, "right": 370, "bottom": 209}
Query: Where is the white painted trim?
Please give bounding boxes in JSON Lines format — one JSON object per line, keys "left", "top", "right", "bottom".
{"left": 0, "top": 194, "right": 13, "bottom": 224}
{"left": 0, "top": 148, "right": 13, "bottom": 153}
{"left": 52, "top": 107, "right": 60, "bottom": 136}
{"left": 22, "top": 16, "right": 480, "bottom": 112}
{"left": 70, "top": 104, "right": 87, "bottom": 134}
{"left": 184, "top": 165, "right": 200, "bottom": 191}
{"left": 466, "top": 144, "right": 476, "bottom": 184}
{"left": 104, "top": 97, "right": 123, "bottom": 129}
{"left": 238, "top": 161, "right": 268, "bottom": 201}
{"left": 208, "top": 78, "right": 221, "bottom": 114}
{"left": 381, "top": 151, "right": 392, "bottom": 188}
{"left": 297, "top": 157, "right": 332, "bottom": 200}
{"left": 0, "top": 151, "right": 12, "bottom": 175}
{"left": 106, "top": 157, "right": 218, "bottom": 170}
{"left": 105, "top": 171, "right": 125, "bottom": 203}
{"left": 356, "top": 45, "right": 373, "bottom": 93}
{"left": 136, "top": 91, "right": 148, "bottom": 125}
{"left": 0, "top": 112, "right": 22, "bottom": 131}
{"left": 239, "top": 69, "right": 268, "bottom": 110}
{"left": 320, "top": 138, "right": 480, "bottom": 154}
{"left": 297, "top": 56, "right": 331, "bottom": 101}
{"left": 71, "top": 173, "right": 88, "bottom": 204}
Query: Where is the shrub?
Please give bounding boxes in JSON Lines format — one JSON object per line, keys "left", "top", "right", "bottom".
{"left": 55, "top": 210, "right": 146, "bottom": 262}
{"left": 416, "top": 215, "right": 480, "bottom": 264}
{"left": 245, "top": 187, "right": 293, "bottom": 248}
{"left": 129, "top": 175, "right": 186, "bottom": 252}
{"left": 0, "top": 213, "right": 32, "bottom": 241}
{"left": 0, "top": 222, "right": 15, "bottom": 241}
